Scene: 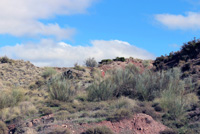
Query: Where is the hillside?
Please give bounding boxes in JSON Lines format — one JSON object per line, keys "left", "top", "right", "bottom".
{"left": 0, "top": 59, "right": 44, "bottom": 89}
{"left": 0, "top": 44, "right": 200, "bottom": 134}
{"left": 154, "top": 38, "right": 200, "bottom": 94}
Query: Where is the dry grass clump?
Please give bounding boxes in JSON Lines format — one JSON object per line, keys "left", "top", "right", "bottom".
{"left": 0, "top": 121, "right": 8, "bottom": 134}
{"left": 0, "top": 88, "right": 24, "bottom": 109}
{"left": 42, "top": 67, "right": 57, "bottom": 78}
{"left": 48, "top": 75, "right": 77, "bottom": 102}
{"left": 0, "top": 101, "right": 37, "bottom": 122}
{"left": 87, "top": 79, "right": 116, "bottom": 101}
{"left": 110, "top": 97, "right": 136, "bottom": 109}
{"left": 47, "top": 127, "right": 70, "bottom": 134}
{"left": 82, "top": 126, "right": 114, "bottom": 134}
{"left": 159, "top": 92, "right": 199, "bottom": 118}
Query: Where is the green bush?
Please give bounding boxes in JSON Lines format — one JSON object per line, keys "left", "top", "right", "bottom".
{"left": 0, "top": 56, "right": 12, "bottom": 64}
{"left": 134, "top": 70, "right": 161, "bottom": 101}
{"left": 48, "top": 75, "right": 77, "bottom": 102}
{"left": 42, "top": 67, "right": 57, "bottom": 78}
{"left": 87, "top": 79, "right": 116, "bottom": 101}
{"left": 0, "top": 89, "right": 24, "bottom": 109}
{"left": 99, "top": 59, "right": 112, "bottom": 65}
{"left": 111, "top": 64, "right": 139, "bottom": 97}
{"left": 113, "top": 57, "right": 126, "bottom": 62}
{"left": 82, "top": 126, "right": 114, "bottom": 134}
{"left": 85, "top": 57, "right": 98, "bottom": 67}
{"left": 134, "top": 68, "right": 191, "bottom": 101}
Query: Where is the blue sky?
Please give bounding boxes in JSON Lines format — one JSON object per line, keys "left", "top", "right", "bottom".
{"left": 0, "top": 0, "right": 200, "bottom": 67}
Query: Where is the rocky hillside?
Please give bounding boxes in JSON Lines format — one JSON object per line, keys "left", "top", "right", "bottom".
{"left": 154, "top": 38, "right": 200, "bottom": 93}
{"left": 0, "top": 53, "right": 198, "bottom": 134}
{"left": 0, "top": 57, "right": 44, "bottom": 89}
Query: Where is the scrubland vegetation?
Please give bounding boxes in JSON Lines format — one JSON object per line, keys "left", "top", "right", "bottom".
{"left": 1, "top": 39, "right": 200, "bottom": 134}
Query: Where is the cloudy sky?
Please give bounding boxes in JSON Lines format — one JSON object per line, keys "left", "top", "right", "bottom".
{"left": 0, "top": 0, "right": 200, "bottom": 67}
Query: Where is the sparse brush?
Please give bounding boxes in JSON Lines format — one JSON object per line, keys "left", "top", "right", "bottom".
{"left": 142, "top": 60, "right": 151, "bottom": 68}
{"left": 82, "top": 126, "right": 114, "bottom": 134}
{"left": 0, "top": 56, "right": 12, "bottom": 64}
{"left": 111, "top": 97, "right": 136, "bottom": 110}
{"left": 48, "top": 75, "right": 77, "bottom": 102}
{"left": 0, "top": 121, "right": 8, "bottom": 134}
{"left": 107, "top": 108, "right": 132, "bottom": 122}
{"left": 156, "top": 68, "right": 196, "bottom": 118}
{"left": 74, "top": 63, "right": 85, "bottom": 71}
{"left": 39, "top": 106, "right": 53, "bottom": 116}
{"left": 85, "top": 57, "right": 98, "bottom": 67}
{"left": 48, "top": 127, "right": 70, "bottom": 134}
{"left": 0, "top": 88, "right": 24, "bottom": 109}
{"left": 134, "top": 70, "right": 161, "bottom": 101}
{"left": 0, "top": 101, "right": 37, "bottom": 122}
{"left": 42, "top": 67, "right": 57, "bottom": 78}
{"left": 18, "top": 101, "right": 38, "bottom": 116}
{"left": 87, "top": 79, "right": 116, "bottom": 101}
{"left": 111, "top": 64, "right": 139, "bottom": 97}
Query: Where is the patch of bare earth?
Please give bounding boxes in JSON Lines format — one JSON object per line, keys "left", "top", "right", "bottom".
{"left": 13, "top": 113, "right": 168, "bottom": 134}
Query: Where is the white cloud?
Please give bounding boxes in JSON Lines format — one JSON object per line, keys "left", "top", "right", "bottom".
{"left": 0, "top": 0, "right": 96, "bottom": 39}
{"left": 155, "top": 12, "right": 200, "bottom": 30}
{"left": 0, "top": 39, "right": 155, "bottom": 67}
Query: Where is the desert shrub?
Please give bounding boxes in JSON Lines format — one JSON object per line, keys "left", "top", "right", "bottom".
{"left": 110, "top": 97, "right": 136, "bottom": 110}
{"left": 82, "top": 126, "right": 114, "bottom": 134}
{"left": 48, "top": 75, "right": 77, "bottom": 102}
{"left": 92, "top": 110, "right": 108, "bottom": 118}
{"left": 0, "top": 89, "right": 24, "bottom": 109}
{"left": 74, "top": 63, "right": 85, "bottom": 71}
{"left": 160, "top": 92, "right": 198, "bottom": 118}
{"left": 142, "top": 60, "right": 151, "bottom": 68}
{"left": 0, "top": 121, "right": 8, "bottom": 134}
{"left": 111, "top": 68, "right": 135, "bottom": 97}
{"left": 125, "top": 63, "right": 140, "bottom": 74}
{"left": 134, "top": 70, "right": 161, "bottom": 101}
{"left": 55, "top": 111, "right": 69, "bottom": 120}
{"left": 149, "top": 68, "right": 197, "bottom": 118}
{"left": 39, "top": 106, "right": 53, "bottom": 116}
{"left": 18, "top": 101, "right": 38, "bottom": 116}
{"left": 87, "top": 79, "right": 116, "bottom": 101}
{"left": 111, "top": 64, "right": 139, "bottom": 97}
{"left": 134, "top": 67, "right": 193, "bottom": 101}
{"left": 42, "top": 67, "right": 56, "bottom": 78}
{"left": 109, "top": 66, "right": 194, "bottom": 102}
{"left": 107, "top": 108, "right": 132, "bottom": 122}
{"left": 48, "top": 127, "right": 70, "bottom": 134}
{"left": 0, "top": 56, "right": 12, "bottom": 64}
{"left": 99, "top": 59, "right": 112, "bottom": 65}
{"left": 0, "top": 101, "right": 37, "bottom": 122}
{"left": 46, "top": 100, "right": 61, "bottom": 107}
{"left": 113, "top": 57, "right": 126, "bottom": 62}
{"left": 159, "top": 129, "right": 177, "bottom": 134}
{"left": 85, "top": 57, "right": 98, "bottom": 67}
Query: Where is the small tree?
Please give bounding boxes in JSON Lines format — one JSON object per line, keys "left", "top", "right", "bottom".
{"left": 85, "top": 57, "right": 98, "bottom": 67}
